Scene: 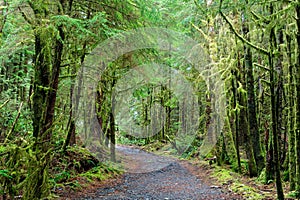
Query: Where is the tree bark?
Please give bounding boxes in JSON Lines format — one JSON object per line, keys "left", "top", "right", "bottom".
{"left": 242, "top": 6, "right": 264, "bottom": 174}
{"left": 286, "top": 33, "right": 296, "bottom": 190}
{"left": 232, "top": 69, "right": 241, "bottom": 172}
{"left": 27, "top": 2, "right": 65, "bottom": 197}
{"left": 269, "top": 7, "right": 284, "bottom": 196}
{"left": 294, "top": 1, "right": 300, "bottom": 197}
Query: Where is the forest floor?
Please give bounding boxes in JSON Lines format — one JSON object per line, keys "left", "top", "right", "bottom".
{"left": 58, "top": 145, "right": 251, "bottom": 200}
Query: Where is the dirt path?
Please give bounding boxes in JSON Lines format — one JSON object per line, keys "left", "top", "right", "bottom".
{"left": 73, "top": 145, "right": 243, "bottom": 200}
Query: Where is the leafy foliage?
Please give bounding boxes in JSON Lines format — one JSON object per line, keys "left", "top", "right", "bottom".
{"left": 0, "top": 0, "right": 300, "bottom": 199}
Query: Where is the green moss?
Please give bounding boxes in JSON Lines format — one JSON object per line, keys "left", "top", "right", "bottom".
{"left": 212, "top": 168, "right": 233, "bottom": 184}
{"left": 79, "top": 162, "right": 123, "bottom": 182}
{"left": 283, "top": 170, "right": 289, "bottom": 182}
{"left": 231, "top": 182, "right": 263, "bottom": 199}
{"left": 257, "top": 168, "right": 266, "bottom": 184}
{"left": 212, "top": 166, "right": 265, "bottom": 199}
{"left": 287, "top": 191, "right": 299, "bottom": 199}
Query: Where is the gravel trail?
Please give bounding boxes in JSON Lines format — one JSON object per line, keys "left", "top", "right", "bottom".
{"left": 77, "top": 146, "right": 243, "bottom": 200}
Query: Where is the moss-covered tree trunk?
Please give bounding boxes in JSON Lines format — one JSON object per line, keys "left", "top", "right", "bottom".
{"left": 110, "top": 70, "right": 116, "bottom": 162}
{"left": 26, "top": 1, "right": 65, "bottom": 198}
{"left": 238, "top": 54, "right": 257, "bottom": 176}
{"left": 294, "top": 1, "right": 300, "bottom": 197}
{"left": 269, "top": 5, "right": 283, "bottom": 197}
{"left": 238, "top": 14, "right": 257, "bottom": 177}
{"left": 275, "top": 29, "right": 285, "bottom": 166}
{"left": 240, "top": 92, "right": 257, "bottom": 177}
{"left": 286, "top": 32, "right": 296, "bottom": 191}
{"left": 231, "top": 68, "right": 241, "bottom": 172}
{"left": 242, "top": 3, "right": 264, "bottom": 174}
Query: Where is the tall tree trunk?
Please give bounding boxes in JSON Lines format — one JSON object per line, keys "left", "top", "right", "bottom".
{"left": 238, "top": 17, "right": 257, "bottom": 176}
{"left": 269, "top": 6, "right": 284, "bottom": 197}
{"left": 265, "top": 121, "right": 274, "bottom": 182}
{"left": 110, "top": 69, "right": 117, "bottom": 162}
{"left": 286, "top": 33, "right": 296, "bottom": 191}
{"left": 63, "top": 41, "right": 88, "bottom": 151}
{"left": 160, "top": 85, "right": 165, "bottom": 140}
{"left": 32, "top": 33, "right": 50, "bottom": 140}
{"left": 240, "top": 92, "right": 257, "bottom": 177}
{"left": 110, "top": 110, "right": 116, "bottom": 162}
{"left": 275, "top": 29, "right": 285, "bottom": 165}
{"left": 63, "top": 69, "right": 76, "bottom": 152}
{"left": 232, "top": 69, "right": 241, "bottom": 172}
{"left": 242, "top": 5, "right": 264, "bottom": 173}
{"left": 27, "top": 1, "right": 65, "bottom": 196}
{"left": 244, "top": 39, "right": 265, "bottom": 173}
{"left": 294, "top": 1, "right": 300, "bottom": 197}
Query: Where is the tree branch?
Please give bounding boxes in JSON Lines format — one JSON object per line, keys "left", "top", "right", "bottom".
{"left": 4, "top": 102, "right": 23, "bottom": 144}
{"left": 18, "top": 6, "right": 33, "bottom": 25}
{"left": 219, "top": 9, "right": 269, "bottom": 55}
{"left": 0, "top": 99, "right": 9, "bottom": 109}
{"left": 254, "top": 63, "right": 270, "bottom": 71}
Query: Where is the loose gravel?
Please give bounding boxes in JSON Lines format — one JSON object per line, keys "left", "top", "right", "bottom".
{"left": 75, "top": 146, "right": 243, "bottom": 200}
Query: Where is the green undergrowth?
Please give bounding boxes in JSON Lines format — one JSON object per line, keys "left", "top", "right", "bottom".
{"left": 141, "top": 141, "right": 168, "bottom": 152}
{"left": 0, "top": 142, "right": 123, "bottom": 199}
{"left": 117, "top": 134, "right": 148, "bottom": 146}
{"left": 51, "top": 146, "right": 123, "bottom": 196}
{"left": 211, "top": 166, "right": 263, "bottom": 199}
{"left": 79, "top": 162, "right": 123, "bottom": 182}
{"left": 287, "top": 191, "right": 300, "bottom": 199}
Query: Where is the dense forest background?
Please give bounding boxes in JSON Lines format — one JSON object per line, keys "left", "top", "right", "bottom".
{"left": 0, "top": 0, "right": 300, "bottom": 199}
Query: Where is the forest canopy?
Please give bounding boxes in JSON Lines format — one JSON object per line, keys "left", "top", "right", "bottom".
{"left": 0, "top": 0, "right": 300, "bottom": 199}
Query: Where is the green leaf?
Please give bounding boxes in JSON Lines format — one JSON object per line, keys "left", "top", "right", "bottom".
{"left": 0, "top": 170, "right": 12, "bottom": 179}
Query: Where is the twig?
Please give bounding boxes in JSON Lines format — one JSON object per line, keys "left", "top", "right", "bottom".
{"left": 254, "top": 63, "right": 270, "bottom": 71}
{"left": 4, "top": 102, "right": 23, "bottom": 144}
{"left": 191, "top": 23, "right": 210, "bottom": 42}
{"left": 0, "top": 99, "right": 9, "bottom": 109}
